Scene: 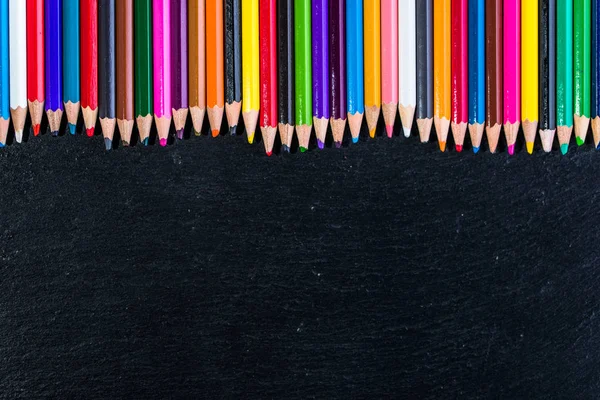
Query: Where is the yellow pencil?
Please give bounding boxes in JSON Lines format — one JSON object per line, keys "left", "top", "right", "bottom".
{"left": 241, "top": 0, "right": 259, "bottom": 144}
{"left": 364, "top": 0, "right": 381, "bottom": 138}
{"left": 522, "top": 0, "right": 538, "bottom": 154}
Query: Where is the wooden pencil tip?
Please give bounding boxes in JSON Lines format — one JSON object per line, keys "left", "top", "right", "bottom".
{"left": 503, "top": 121, "right": 520, "bottom": 150}
{"left": 278, "top": 123, "right": 294, "bottom": 149}
{"left": 556, "top": 125, "right": 573, "bottom": 150}
{"left": 539, "top": 128, "right": 556, "bottom": 153}
{"left": 64, "top": 101, "right": 81, "bottom": 127}
{"left": 99, "top": 117, "right": 116, "bottom": 142}
{"left": 313, "top": 116, "right": 329, "bottom": 147}
{"left": 225, "top": 101, "right": 242, "bottom": 129}
{"left": 0, "top": 117, "right": 9, "bottom": 146}
{"left": 417, "top": 118, "right": 432, "bottom": 143}
{"left": 522, "top": 119, "right": 538, "bottom": 150}
{"left": 451, "top": 121, "right": 467, "bottom": 148}
{"left": 434, "top": 116, "right": 450, "bottom": 145}
{"left": 28, "top": 99, "right": 45, "bottom": 127}
{"left": 330, "top": 118, "right": 347, "bottom": 145}
{"left": 486, "top": 123, "right": 501, "bottom": 154}
{"left": 154, "top": 114, "right": 173, "bottom": 142}
{"left": 365, "top": 105, "right": 381, "bottom": 135}
{"left": 117, "top": 119, "right": 134, "bottom": 146}
{"left": 136, "top": 115, "right": 153, "bottom": 144}
{"left": 468, "top": 123, "right": 485, "bottom": 150}
{"left": 260, "top": 125, "right": 277, "bottom": 155}
{"left": 574, "top": 114, "right": 591, "bottom": 145}
{"left": 347, "top": 112, "right": 364, "bottom": 140}
{"left": 399, "top": 104, "right": 415, "bottom": 138}
{"left": 82, "top": 106, "right": 99, "bottom": 131}
{"left": 190, "top": 106, "right": 206, "bottom": 134}
{"left": 207, "top": 105, "right": 225, "bottom": 135}
{"left": 10, "top": 106, "right": 27, "bottom": 134}
{"left": 242, "top": 110, "right": 259, "bottom": 142}
{"left": 296, "top": 124, "right": 313, "bottom": 150}
{"left": 592, "top": 117, "right": 600, "bottom": 149}
{"left": 382, "top": 102, "right": 398, "bottom": 134}
{"left": 46, "top": 109, "right": 64, "bottom": 134}
{"left": 172, "top": 108, "right": 189, "bottom": 132}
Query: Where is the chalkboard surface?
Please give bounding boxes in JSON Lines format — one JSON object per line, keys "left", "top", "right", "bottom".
{"left": 0, "top": 132, "right": 598, "bottom": 398}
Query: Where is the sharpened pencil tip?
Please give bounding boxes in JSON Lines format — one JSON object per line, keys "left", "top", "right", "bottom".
{"left": 560, "top": 143, "right": 568, "bottom": 155}
{"left": 211, "top": 129, "right": 219, "bottom": 138}
{"left": 0, "top": 142, "right": 4, "bottom": 148}
{"left": 266, "top": 151, "right": 272, "bottom": 157}
{"left": 402, "top": 126, "right": 411, "bottom": 138}
{"left": 439, "top": 141, "right": 446, "bottom": 152}
{"left": 86, "top": 127, "right": 95, "bottom": 137}
{"left": 508, "top": 144, "right": 515, "bottom": 155}
{"left": 32, "top": 124, "right": 40, "bottom": 136}
{"left": 104, "top": 138, "right": 112, "bottom": 150}
{"left": 526, "top": 142, "right": 534, "bottom": 154}
{"left": 472, "top": 146, "right": 479, "bottom": 154}
{"left": 68, "top": 123, "right": 76, "bottom": 135}
{"left": 576, "top": 136, "right": 584, "bottom": 146}
{"left": 455, "top": 144, "right": 462, "bottom": 153}
{"left": 15, "top": 130, "right": 23, "bottom": 143}
{"left": 335, "top": 141, "right": 342, "bottom": 149}
{"left": 247, "top": 132, "right": 255, "bottom": 144}
{"left": 229, "top": 126, "right": 237, "bottom": 136}
{"left": 176, "top": 129, "right": 184, "bottom": 140}
{"left": 317, "top": 139, "right": 324, "bottom": 149}
{"left": 300, "top": 147, "right": 307, "bottom": 153}
{"left": 51, "top": 130, "right": 59, "bottom": 137}
{"left": 281, "top": 144, "right": 290, "bottom": 153}
{"left": 369, "top": 129, "right": 376, "bottom": 138}
{"left": 352, "top": 137, "right": 359, "bottom": 144}
{"left": 385, "top": 125, "right": 393, "bottom": 138}
{"left": 193, "top": 130, "right": 201, "bottom": 136}
{"left": 142, "top": 138, "right": 149, "bottom": 146}
{"left": 159, "top": 138, "right": 167, "bottom": 147}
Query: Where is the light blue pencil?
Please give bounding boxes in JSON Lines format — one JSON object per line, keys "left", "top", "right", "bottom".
{"left": 0, "top": 0, "right": 9, "bottom": 146}
{"left": 346, "top": 0, "right": 364, "bottom": 143}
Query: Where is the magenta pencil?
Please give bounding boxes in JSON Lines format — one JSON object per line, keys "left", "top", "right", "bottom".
{"left": 503, "top": 0, "right": 520, "bottom": 155}
{"left": 381, "top": 0, "right": 398, "bottom": 138}
{"left": 153, "top": 0, "right": 171, "bottom": 146}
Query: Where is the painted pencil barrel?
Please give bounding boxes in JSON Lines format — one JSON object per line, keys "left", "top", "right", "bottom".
{"left": 225, "top": 0, "right": 242, "bottom": 105}
{"left": 0, "top": 0, "right": 9, "bottom": 145}
{"left": 398, "top": 0, "right": 416, "bottom": 137}
{"left": 63, "top": 0, "right": 79, "bottom": 105}
{"left": 45, "top": 0, "right": 63, "bottom": 113}
{"left": 170, "top": 0, "right": 188, "bottom": 112}
{"left": 116, "top": 0, "right": 134, "bottom": 143}
{"left": 134, "top": 0, "right": 152, "bottom": 118}
{"left": 277, "top": 0, "right": 294, "bottom": 126}
{"left": 9, "top": 0, "right": 27, "bottom": 111}
{"left": 294, "top": 0, "right": 312, "bottom": 126}
{"left": 153, "top": 0, "right": 171, "bottom": 119}
{"left": 574, "top": 0, "right": 591, "bottom": 144}
{"left": 346, "top": 0, "right": 364, "bottom": 116}
{"left": 415, "top": 0, "right": 433, "bottom": 121}
{"left": 468, "top": 0, "right": 485, "bottom": 126}
{"left": 311, "top": 0, "right": 329, "bottom": 120}
{"left": 329, "top": 0, "right": 346, "bottom": 121}
{"left": 98, "top": 0, "right": 115, "bottom": 120}
{"left": 27, "top": 0, "right": 45, "bottom": 106}
{"left": 592, "top": 0, "right": 600, "bottom": 120}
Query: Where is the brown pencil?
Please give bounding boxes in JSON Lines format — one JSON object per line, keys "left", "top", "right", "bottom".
{"left": 116, "top": 0, "right": 134, "bottom": 145}
{"left": 485, "top": 0, "right": 502, "bottom": 153}
{"left": 189, "top": 0, "right": 206, "bottom": 135}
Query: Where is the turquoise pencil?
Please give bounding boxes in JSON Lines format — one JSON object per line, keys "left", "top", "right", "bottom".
{"left": 63, "top": 0, "right": 80, "bottom": 134}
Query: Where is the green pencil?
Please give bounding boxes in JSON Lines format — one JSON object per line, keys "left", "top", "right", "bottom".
{"left": 574, "top": 0, "right": 591, "bottom": 145}
{"left": 294, "top": 0, "right": 312, "bottom": 152}
{"left": 557, "top": 0, "right": 573, "bottom": 154}
{"left": 134, "top": 0, "right": 153, "bottom": 145}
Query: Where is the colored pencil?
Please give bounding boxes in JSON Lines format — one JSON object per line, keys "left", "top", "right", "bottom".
{"left": 381, "top": 0, "right": 398, "bottom": 138}
{"left": 347, "top": 0, "right": 364, "bottom": 142}
{"left": 0, "top": 0, "right": 8, "bottom": 146}
{"left": 503, "top": 0, "right": 520, "bottom": 155}
{"left": 592, "top": 0, "right": 600, "bottom": 147}
{"left": 98, "top": 0, "right": 115, "bottom": 149}
{"left": 45, "top": 0, "right": 63, "bottom": 137}
{"left": 116, "top": 0, "right": 134, "bottom": 145}
{"left": 574, "top": 0, "right": 591, "bottom": 145}
{"left": 451, "top": 0, "right": 468, "bottom": 152}
{"left": 364, "top": 0, "right": 381, "bottom": 138}
{"left": 486, "top": 0, "right": 502, "bottom": 153}
{"left": 63, "top": 0, "right": 80, "bottom": 135}
{"left": 189, "top": 0, "right": 205, "bottom": 136}
{"left": 398, "top": 0, "right": 416, "bottom": 138}
{"left": 277, "top": 0, "right": 295, "bottom": 150}
{"left": 522, "top": 0, "right": 538, "bottom": 153}
{"left": 539, "top": 0, "right": 556, "bottom": 152}
{"left": 312, "top": 0, "right": 329, "bottom": 148}
{"left": 241, "top": 0, "right": 259, "bottom": 144}
{"left": 295, "top": 0, "right": 312, "bottom": 151}
{"left": 468, "top": 0, "right": 485, "bottom": 152}
{"left": 207, "top": 0, "right": 224, "bottom": 137}
{"left": 329, "top": 0, "right": 346, "bottom": 147}
{"left": 433, "top": 0, "right": 450, "bottom": 152}
{"left": 9, "top": 0, "right": 28, "bottom": 143}
{"left": 153, "top": 0, "right": 171, "bottom": 146}
{"left": 259, "top": 0, "right": 278, "bottom": 155}
{"left": 134, "top": 0, "right": 152, "bottom": 144}
{"left": 171, "top": 0, "right": 188, "bottom": 139}
{"left": 557, "top": 0, "right": 573, "bottom": 154}
{"left": 416, "top": 0, "right": 433, "bottom": 142}
{"left": 27, "top": 0, "right": 45, "bottom": 137}
{"left": 81, "top": 0, "right": 98, "bottom": 137}
{"left": 225, "top": 0, "right": 242, "bottom": 134}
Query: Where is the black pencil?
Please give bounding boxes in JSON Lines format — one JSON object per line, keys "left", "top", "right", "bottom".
{"left": 225, "top": 0, "right": 242, "bottom": 135}
{"left": 277, "top": 0, "right": 294, "bottom": 152}
{"left": 98, "top": 0, "right": 116, "bottom": 150}
{"left": 539, "top": 0, "right": 556, "bottom": 152}
{"left": 416, "top": 0, "right": 433, "bottom": 142}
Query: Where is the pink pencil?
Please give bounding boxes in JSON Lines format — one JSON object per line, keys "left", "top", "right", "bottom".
{"left": 451, "top": 0, "right": 468, "bottom": 152}
{"left": 503, "top": 0, "right": 520, "bottom": 155}
{"left": 381, "top": 0, "right": 398, "bottom": 138}
{"left": 153, "top": 0, "right": 172, "bottom": 146}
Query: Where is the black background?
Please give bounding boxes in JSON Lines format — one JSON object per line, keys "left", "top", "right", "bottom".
{"left": 0, "top": 127, "right": 599, "bottom": 398}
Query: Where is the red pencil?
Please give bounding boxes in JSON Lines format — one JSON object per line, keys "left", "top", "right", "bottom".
{"left": 259, "top": 0, "right": 277, "bottom": 155}
{"left": 451, "top": 0, "right": 468, "bottom": 151}
{"left": 80, "top": 0, "right": 98, "bottom": 137}
{"left": 26, "top": 0, "right": 45, "bottom": 136}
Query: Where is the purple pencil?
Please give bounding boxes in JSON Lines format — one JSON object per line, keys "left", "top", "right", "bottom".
{"left": 312, "top": 0, "right": 330, "bottom": 148}
{"left": 46, "top": 0, "right": 64, "bottom": 136}
{"left": 171, "top": 0, "right": 188, "bottom": 139}
{"left": 329, "top": 0, "right": 346, "bottom": 147}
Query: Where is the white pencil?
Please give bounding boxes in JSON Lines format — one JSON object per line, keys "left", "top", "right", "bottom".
{"left": 398, "top": 0, "right": 416, "bottom": 138}
{"left": 9, "top": 0, "right": 27, "bottom": 143}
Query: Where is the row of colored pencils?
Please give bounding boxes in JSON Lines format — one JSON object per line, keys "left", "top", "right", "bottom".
{"left": 0, "top": 0, "right": 599, "bottom": 155}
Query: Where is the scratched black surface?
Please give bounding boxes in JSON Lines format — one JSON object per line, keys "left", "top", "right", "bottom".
{"left": 0, "top": 131, "right": 599, "bottom": 399}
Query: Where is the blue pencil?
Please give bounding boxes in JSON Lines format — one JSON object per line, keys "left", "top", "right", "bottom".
{"left": 346, "top": 0, "right": 364, "bottom": 143}
{"left": 63, "top": 0, "right": 80, "bottom": 134}
{"left": 45, "top": 0, "right": 64, "bottom": 136}
{"left": 468, "top": 0, "right": 485, "bottom": 153}
{"left": 0, "top": 0, "right": 8, "bottom": 146}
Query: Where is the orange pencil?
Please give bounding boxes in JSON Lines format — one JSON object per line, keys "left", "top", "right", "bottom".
{"left": 433, "top": 0, "right": 451, "bottom": 151}
{"left": 206, "top": 0, "right": 224, "bottom": 136}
